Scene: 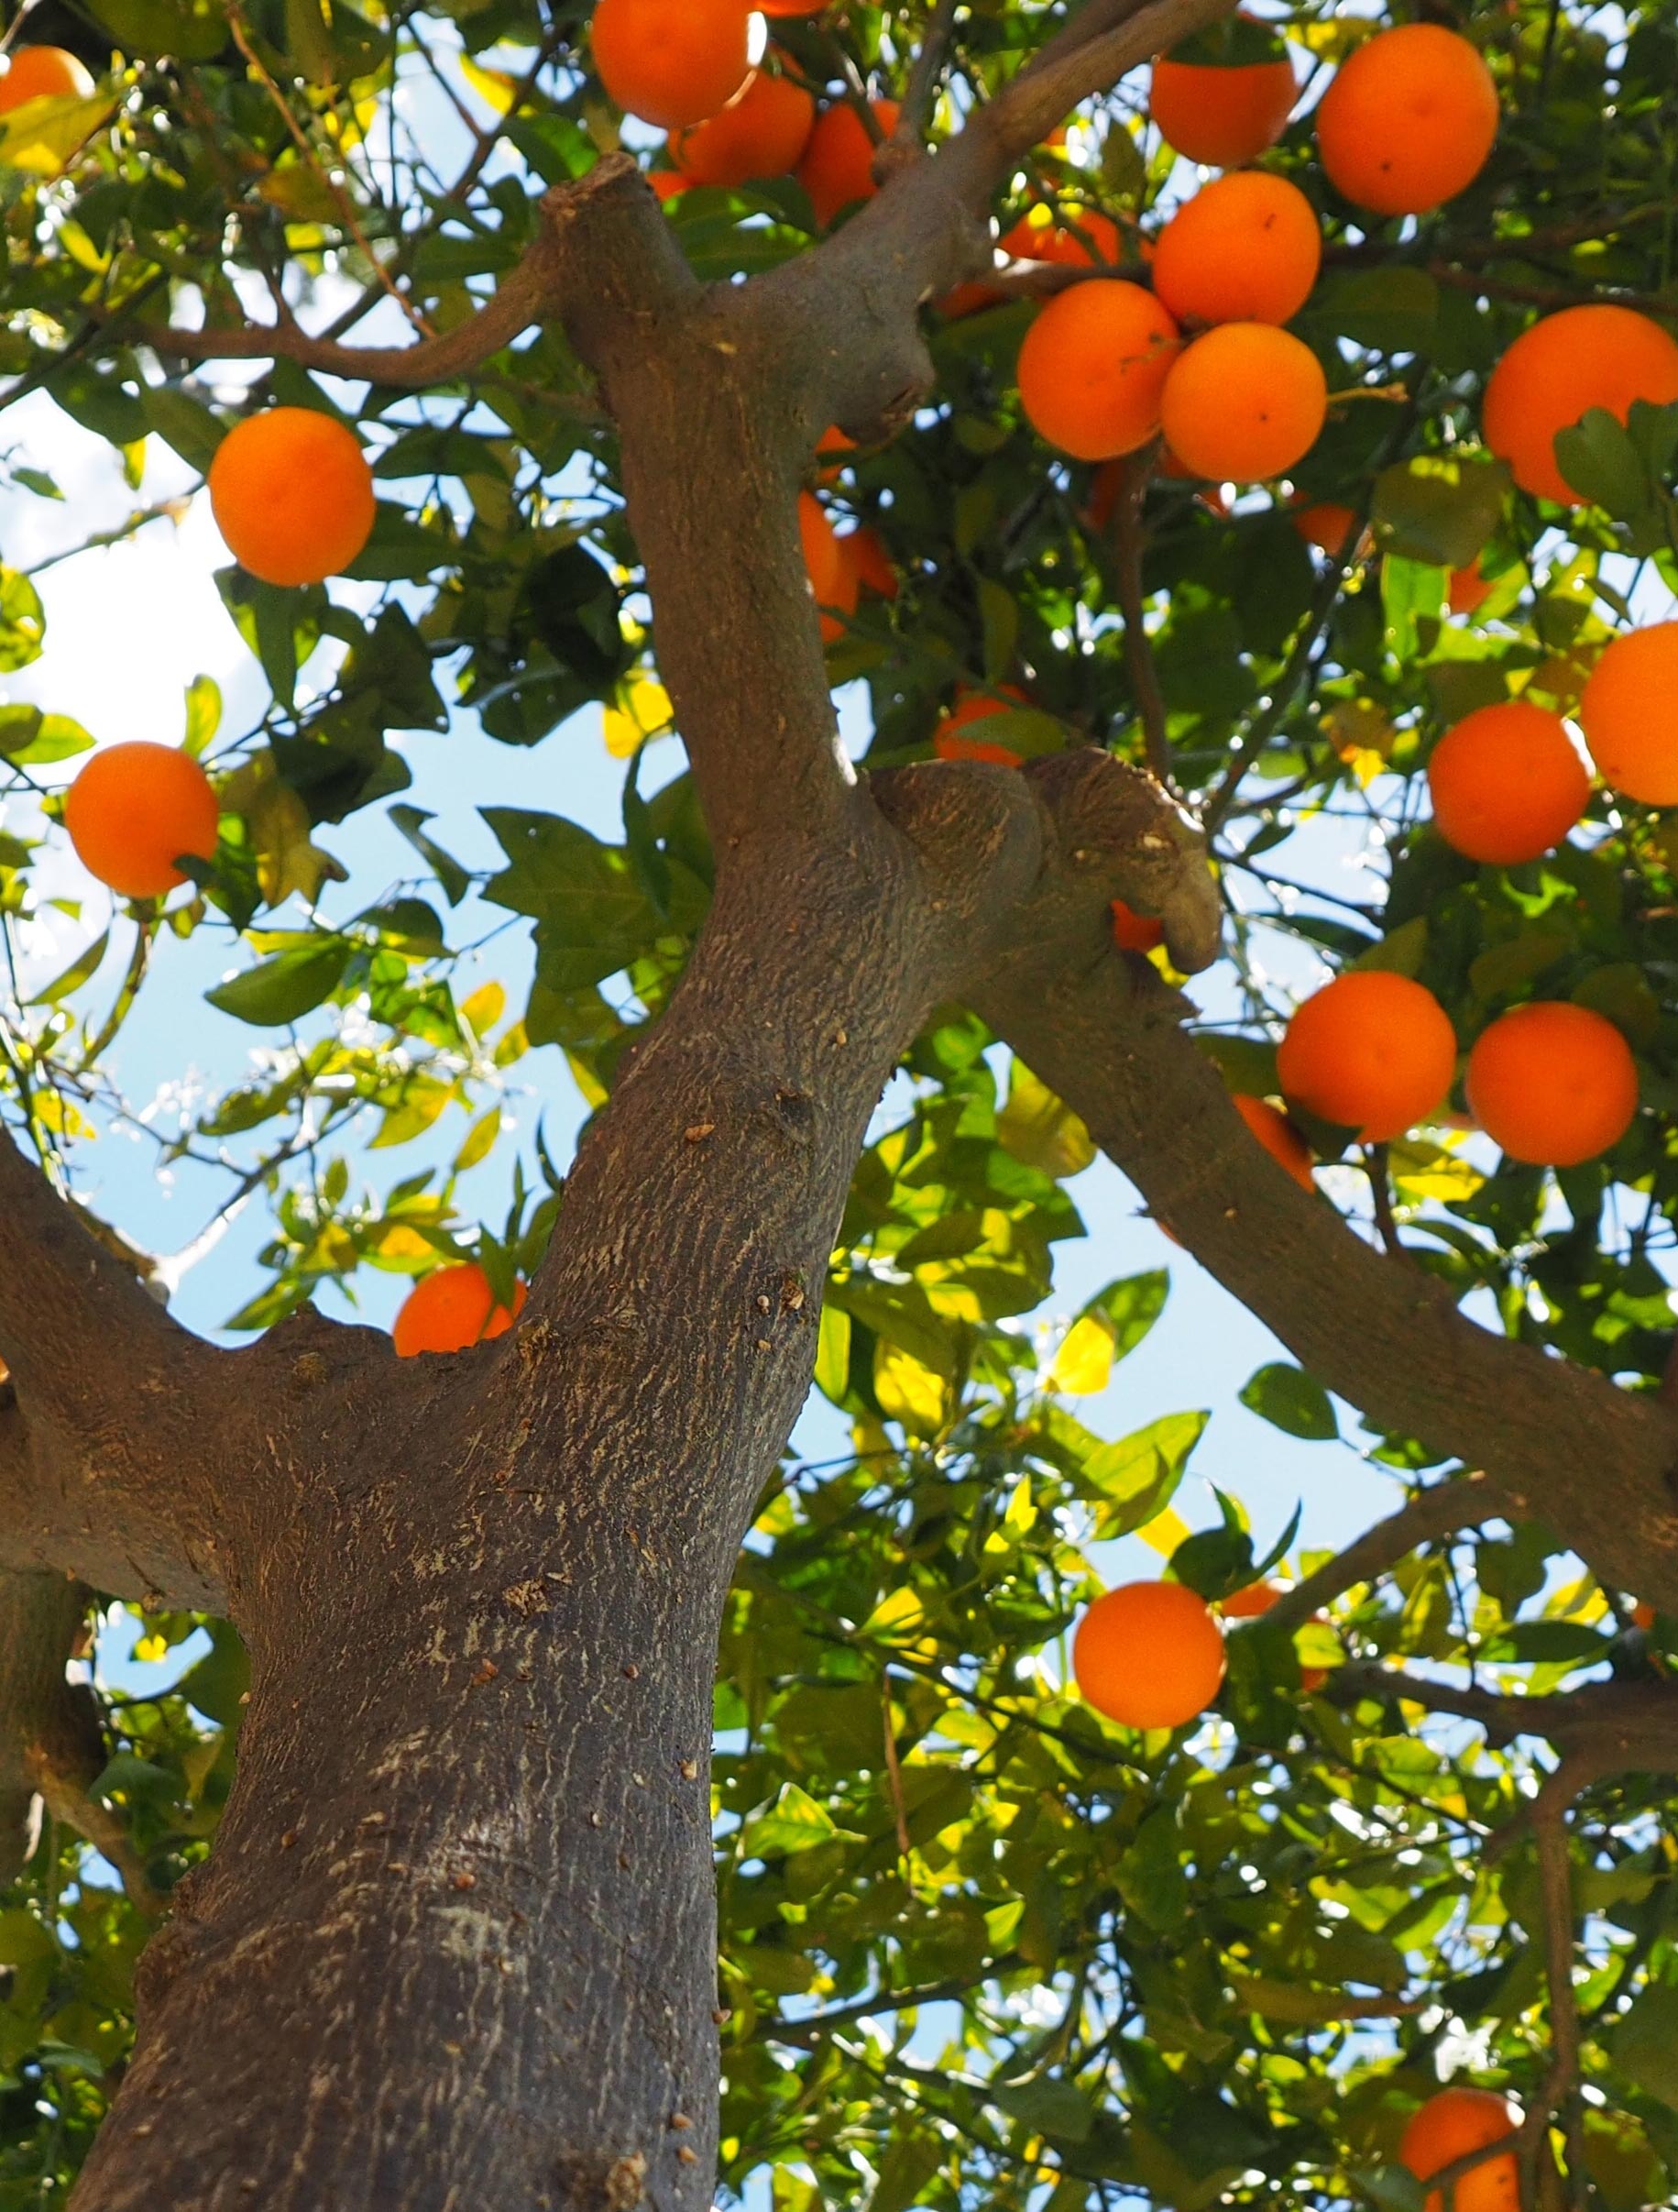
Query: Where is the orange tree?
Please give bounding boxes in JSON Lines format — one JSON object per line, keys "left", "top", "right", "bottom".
{"left": 3, "top": 0, "right": 1678, "bottom": 2206}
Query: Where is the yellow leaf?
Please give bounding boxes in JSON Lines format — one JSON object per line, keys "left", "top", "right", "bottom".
{"left": 861, "top": 1586, "right": 938, "bottom": 1663}
{"left": 1004, "top": 1473, "right": 1037, "bottom": 1535}
{"left": 1136, "top": 1507, "right": 1192, "bottom": 1557}
{"left": 603, "top": 675, "right": 674, "bottom": 758}
{"left": 452, "top": 1108, "right": 502, "bottom": 1173}
{"left": 460, "top": 981, "right": 507, "bottom": 1037}
{"left": 1050, "top": 1313, "right": 1115, "bottom": 1396}
{"left": 996, "top": 1060, "right": 1095, "bottom": 1179}
{"left": 873, "top": 1341, "right": 949, "bottom": 1439}
{"left": 458, "top": 52, "right": 520, "bottom": 115}
{"left": 257, "top": 160, "right": 343, "bottom": 224}
{"left": 1387, "top": 1136, "right": 1486, "bottom": 1203}
{"left": 376, "top": 1226, "right": 433, "bottom": 1261}
{"left": 565, "top": 1048, "right": 609, "bottom": 1108}
{"left": 0, "top": 91, "right": 113, "bottom": 175}
{"left": 133, "top": 1633, "right": 170, "bottom": 1664}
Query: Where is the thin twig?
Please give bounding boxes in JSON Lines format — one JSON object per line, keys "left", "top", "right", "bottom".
{"left": 1107, "top": 447, "right": 1172, "bottom": 787}
{"left": 754, "top": 1962, "right": 1021, "bottom": 2046}
{"left": 227, "top": 5, "right": 433, "bottom": 337}
{"left": 879, "top": 0, "right": 962, "bottom": 177}
{"left": 882, "top": 1671, "right": 911, "bottom": 1860}
{"left": 1534, "top": 1807, "right": 1590, "bottom": 2209}
{"left": 1365, "top": 1142, "right": 1412, "bottom": 1264}
{"left": 1249, "top": 1475, "right": 1504, "bottom": 1639}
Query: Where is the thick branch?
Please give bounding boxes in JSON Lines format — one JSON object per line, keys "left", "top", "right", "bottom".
{"left": 0, "top": 1567, "right": 154, "bottom": 1909}
{"left": 126, "top": 180, "right": 576, "bottom": 387}
{"left": 1251, "top": 1474, "right": 1507, "bottom": 1636}
{"left": 760, "top": 0, "right": 1236, "bottom": 434}
{"left": 1329, "top": 1663, "right": 1678, "bottom": 1775}
{"left": 0, "top": 1567, "right": 94, "bottom": 1884}
{"left": 972, "top": 949, "right": 1678, "bottom": 1612}
{"left": 547, "top": 157, "right": 857, "bottom": 851}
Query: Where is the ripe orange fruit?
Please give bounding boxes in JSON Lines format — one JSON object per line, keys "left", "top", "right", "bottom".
{"left": 1073, "top": 1581, "right": 1227, "bottom": 1730}
{"left": 1399, "top": 2087, "right": 1519, "bottom": 2212}
{"left": 394, "top": 1264, "right": 527, "bottom": 1357}
{"left": 815, "top": 424, "right": 856, "bottom": 478}
{"left": 1017, "top": 280, "right": 1181, "bottom": 461}
{"left": 1632, "top": 1600, "right": 1657, "bottom": 1631}
{"left": 590, "top": 0, "right": 751, "bottom": 131}
{"left": 1466, "top": 1002, "right": 1638, "bottom": 1168}
{"left": 1278, "top": 971, "right": 1457, "bottom": 1143}
{"left": 760, "top": 0, "right": 824, "bottom": 11}
{"left": 0, "top": 45, "right": 94, "bottom": 109}
{"left": 1426, "top": 700, "right": 1588, "bottom": 865}
{"left": 799, "top": 491, "right": 858, "bottom": 640}
{"left": 65, "top": 743, "right": 220, "bottom": 901}
{"left": 1448, "top": 556, "right": 1493, "bottom": 615}
{"left": 1483, "top": 304, "right": 1678, "bottom": 505}
{"left": 671, "top": 65, "right": 814, "bottom": 186}
{"left": 650, "top": 170, "right": 689, "bottom": 204}
{"left": 208, "top": 408, "right": 376, "bottom": 588}
{"left": 842, "top": 525, "right": 897, "bottom": 600}
{"left": 1234, "top": 1095, "right": 1316, "bottom": 1191}
{"left": 1578, "top": 622, "right": 1678, "bottom": 804}
{"left": 1152, "top": 172, "right": 1321, "bottom": 326}
{"left": 1159, "top": 324, "right": 1327, "bottom": 482}
{"left": 998, "top": 203, "right": 1123, "bottom": 269}
{"left": 1112, "top": 898, "right": 1165, "bottom": 952}
{"left": 1150, "top": 39, "right": 1296, "bottom": 168}
{"left": 796, "top": 99, "right": 900, "bottom": 227}
{"left": 1221, "top": 1579, "right": 1283, "bottom": 1620}
{"left": 1315, "top": 26, "right": 1498, "bottom": 216}
{"left": 935, "top": 686, "right": 1029, "bottom": 767}
{"left": 1292, "top": 502, "right": 1364, "bottom": 558}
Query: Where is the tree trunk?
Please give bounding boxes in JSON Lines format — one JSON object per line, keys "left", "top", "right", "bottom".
{"left": 71, "top": 1424, "right": 737, "bottom": 2212}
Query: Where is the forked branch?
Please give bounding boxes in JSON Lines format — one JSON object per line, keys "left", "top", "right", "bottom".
{"left": 1252, "top": 1473, "right": 1508, "bottom": 1636}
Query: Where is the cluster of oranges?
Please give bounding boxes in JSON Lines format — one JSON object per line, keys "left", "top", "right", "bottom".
{"left": 1013, "top": 24, "right": 1498, "bottom": 483}
{"left": 1278, "top": 970, "right": 1640, "bottom": 1171}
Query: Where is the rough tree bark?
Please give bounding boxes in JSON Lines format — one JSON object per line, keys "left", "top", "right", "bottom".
{"left": 1, "top": 1, "right": 1676, "bottom": 2206}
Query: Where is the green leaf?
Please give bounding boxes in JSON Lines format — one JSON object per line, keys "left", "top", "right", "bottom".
{"left": 389, "top": 805, "right": 471, "bottom": 906}
{"left": 997, "top": 1060, "right": 1094, "bottom": 1178}
{"left": 1612, "top": 1981, "right": 1678, "bottom": 2107}
{"left": 1351, "top": 916, "right": 1428, "bottom": 978}
{"left": 1372, "top": 456, "right": 1510, "bottom": 570}
{"left": 1081, "top": 1409, "right": 1208, "bottom": 1535}
{"left": 1552, "top": 407, "right": 1652, "bottom": 517}
{"left": 989, "top": 2075, "right": 1096, "bottom": 2143}
{"left": 27, "top": 929, "right": 107, "bottom": 1006}
{"left": 483, "top": 809, "right": 658, "bottom": 991}
{"left": 183, "top": 674, "right": 222, "bottom": 755}
{"left": 1302, "top": 268, "right": 1438, "bottom": 355}
{"left": 0, "top": 704, "right": 93, "bottom": 763}
{"left": 740, "top": 1783, "right": 855, "bottom": 1859}
{"left": 206, "top": 937, "right": 349, "bottom": 1025}
{"left": 343, "top": 505, "right": 452, "bottom": 582}
{"left": 87, "top": 0, "right": 229, "bottom": 59}
{"left": 1240, "top": 1363, "right": 1337, "bottom": 1441}
{"left": 1479, "top": 1621, "right": 1610, "bottom": 1667}
{"left": 0, "top": 567, "right": 45, "bottom": 671}
{"left": 142, "top": 386, "right": 225, "bottom": 471}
